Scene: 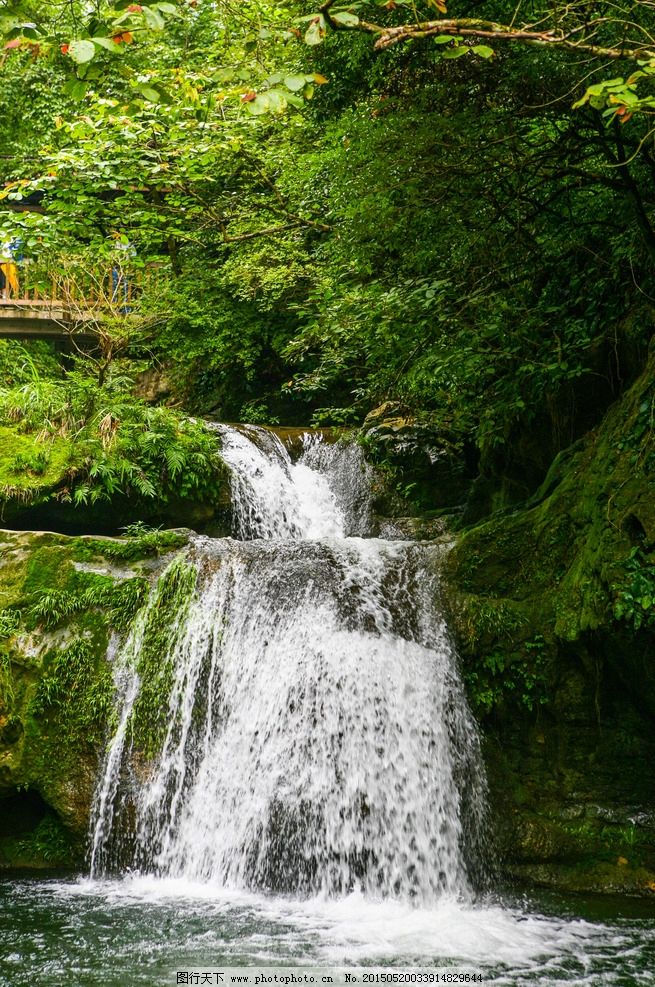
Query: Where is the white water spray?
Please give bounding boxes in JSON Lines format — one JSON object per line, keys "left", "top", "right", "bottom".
{"left": 90, "top": 426, "right": 488, "bottom": 901}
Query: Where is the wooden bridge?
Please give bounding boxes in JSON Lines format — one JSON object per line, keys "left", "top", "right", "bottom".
{"left": 0, "top": 263, "right": 140, "bottom": 342}
{"left": 0, "top": 299, "right": 99, "bottom": 341}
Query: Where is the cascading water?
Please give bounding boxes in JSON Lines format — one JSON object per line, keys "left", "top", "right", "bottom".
{"left": 4, "top": 427, "right": 651, "bottom": 987}
{"left": 90, "top": 425, "right": 489, "bottom": 902}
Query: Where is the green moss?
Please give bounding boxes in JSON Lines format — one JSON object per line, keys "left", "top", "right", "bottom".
{"left": 127, "top": 553, "right": 197, "bottom": 758}
{"left": 0, "top": 426, "right": 72, "bottom": 501}
{"left": 23, "top": 544, "right": 77, "bottom": 596}
{"left": 444, "top": 348, "right": 655, "bottom": 893}
{"left": 447, "top": 349, "right": 655, "bottom": 711}
{"left": 0, "top": 528, "right": 191, "bottom": 861}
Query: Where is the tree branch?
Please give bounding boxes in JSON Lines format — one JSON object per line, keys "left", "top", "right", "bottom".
{"left": 318, "top": 7, "right": 652, "bottom": 62}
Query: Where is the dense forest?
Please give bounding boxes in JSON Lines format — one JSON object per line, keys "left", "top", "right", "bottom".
{"left": 1, "top": 0, "right": 654, "bottom": 501}
{"left": 1, "top": 0, "right": 655, "bottom": 897}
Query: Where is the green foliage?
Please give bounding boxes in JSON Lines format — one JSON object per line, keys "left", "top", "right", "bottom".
{"left": 0, "top": 608, "right": 20, "bottom": 640}
{"left": 239, "top": 400, "right": 281, "bottom": 425}
{"left": 127, "top": 554, "right": 197, "bottom": 757}
{"left": 30, "top": 576, "right": 148, "bottom": 630}
{"left": 615, "top": 385, "right": 655, "bottom": 472}
{"left": 85, "top": 526, "right": 188, "bottom": 561}
{"left": 11, "top": 449, "right": 49, "bottom": 476}
{"left": 146, "top": 267, "right": 299, "bottom": 419}
{"left": 30, "top": 590, "right": 82, "bottom": 629}
{"left": 464, "top": 635, "right": 550, "bottom": 715}
{"left": 1, "top": 0, "right": 655, "bottom": 496}
{"left": 0, "top": 342, "right": 60, "bottom": 388}
{"left": 0, "top": 358, "right": 225, "bottom": 511}
{"left": 458, "top": 599, "right": 528, "bottom": 650}
{"left": 614, "top": 548, "right": 655, "bottom": 630}
{"left": 453, "top": 592, "right": 550, "bottom": 714}
{"left": 30, "top": 640, "right": 114, "bottom": 742}
{"left": 0, "top": 650, "right": 14, "bottom": 709}
{"left": 16, "top": 814, "right": 75, "bottom": 866}
{"left": 574, "top": 64, "right": 655, "bottom": 122}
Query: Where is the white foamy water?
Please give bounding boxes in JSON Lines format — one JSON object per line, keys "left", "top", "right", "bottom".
{"left": 214, "top": 426, "right": 352, "bottom": 539}
{"left": 5, "top": 875, "right": 647, "bottom": 987}
{"left": 91, "top": 426, "right": 486, "bottom": 899}
{"left": 132, "top": 538, "right": 484, "bottom": 899}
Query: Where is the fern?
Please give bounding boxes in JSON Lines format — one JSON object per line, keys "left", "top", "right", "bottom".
{"left": 0, "top": 358, "right": 225, "bottom": 509}
{"left": 31, "top": 591, "right": 82, "bottom": 628}
{"left": 164, "top": 444, "right": 186, "bottom": 477}
{"left": 0, "top": 608, "right": 20, "bottom": 639}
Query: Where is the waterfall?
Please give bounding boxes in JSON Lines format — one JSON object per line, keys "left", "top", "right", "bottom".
{"left": 90, "top": 426, "right": 489, "bottom": 902}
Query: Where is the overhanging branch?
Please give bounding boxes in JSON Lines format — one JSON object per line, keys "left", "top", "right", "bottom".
{"left": 318, "top": 1, "right": 652, "bottom": 62}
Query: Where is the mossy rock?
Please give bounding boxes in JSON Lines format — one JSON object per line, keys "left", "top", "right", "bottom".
{"left": 444, "top": 345, "right": 655, "bottom": 894}
{"left": 0, "top": 427, "right": 75, "bottom": 516}
{"left": 0, "top": 420, "right": 231, "bottom": 535}
{"left": 0, "top": 526, "right": 190, "bottom": 869}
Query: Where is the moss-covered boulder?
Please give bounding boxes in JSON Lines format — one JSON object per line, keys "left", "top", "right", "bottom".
{"left": 0, "top": 418, "right": 231, "bottom": 536}
{"left": 443, "top": 344, "right": 655, "bottom": 895}
{"left": 0, "top": 526, "right": 189, "bottom": 869}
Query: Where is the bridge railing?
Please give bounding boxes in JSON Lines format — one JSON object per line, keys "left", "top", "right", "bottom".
{"left": 0, "top": 258, "right": 161, "bottom": 313}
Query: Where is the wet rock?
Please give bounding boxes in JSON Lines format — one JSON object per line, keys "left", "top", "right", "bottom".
{"left": 362, "top": 407, "right": 475, "bottom": 514}
{"left": 133, "top": 366, "right": 173, "bottom": 404}
{"left": 444, "top": 348, "right": 655, "bottom": 895}
{"left": 0, "top": 527, "right": 189, "bottom": 868}
{"left": 377, "top": 516, "right": 450, "bottom": 541}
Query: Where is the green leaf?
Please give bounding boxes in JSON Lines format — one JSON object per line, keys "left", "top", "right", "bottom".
{"left": 284, "top": 92, "right": 305, "bottom": 109}
{"left": 332, "top": 11, "right": 360, "bottom": 26}
{"left": 92, "top": 36, "right": 122, "bottom": 53}
{"left": 63, "top": 78, "right": 89, "bottom": 100}
{"left": 139, "top": 86, "right": 162, "bottom": 103}
{"left": 155, "top": 2, "right": 178, "bottom": 12}
{"left": 442, "top": 45, "right": 468, "bottom": 58}
{"left": 68, "top": 39, "right": 96, "bottom": 64}
{"left": 472, "top": 45, "right": 494, "bottom": 59}
{"left": 270, "top": 90, "right": 289, "bottom": 112}
{"left": 245, "top": 93, "right": 271, "bottom": 115}
{"left": 305, "top": 20, "right": 325, "bottom": 45}
{"left": 142, "top": 6, "right": 165, "bottom": 30}
{"left": 433, "top": 35, "right": 456, "bottom": 44}
{"left": 284, "top": 75, "right": 307, "bottom": 92}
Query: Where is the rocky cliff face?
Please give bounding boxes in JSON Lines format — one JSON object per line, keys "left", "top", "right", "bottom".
{"left": 442, "top": 345, "right": 655, "bottom": 894}
{"left": 0, "top": 528, "right": 188, "bottom": 868}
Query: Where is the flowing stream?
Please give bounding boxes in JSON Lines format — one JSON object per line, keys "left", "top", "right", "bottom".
{"left": 1, "top": 426, "right": 654, "bottom": 986}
